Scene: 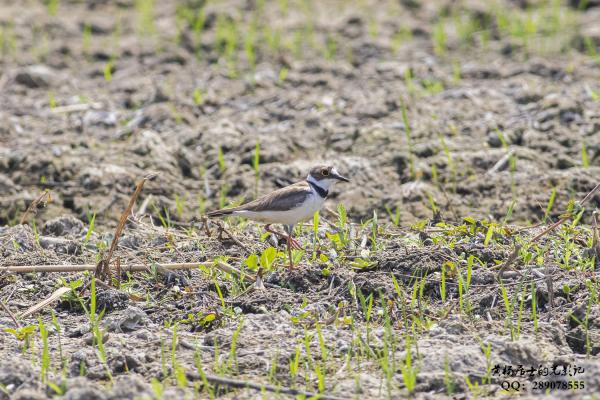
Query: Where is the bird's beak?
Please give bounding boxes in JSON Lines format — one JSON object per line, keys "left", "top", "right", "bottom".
{"left": 332, "top": 172, "right": 350, "bottom": 182}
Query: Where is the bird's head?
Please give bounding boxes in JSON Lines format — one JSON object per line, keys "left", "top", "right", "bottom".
{"left": 307, "top": 165, "right": 350, "bottom": 190}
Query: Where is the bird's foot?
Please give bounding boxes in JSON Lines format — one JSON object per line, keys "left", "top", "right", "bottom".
{"left": 265, "top": 225, "right": 302, "bottom": 250}
{"left": 264, "top": 225, "right": 285, "bottom": 240}
{"left": 289, "top": 237, "right": 302, "bottom": 250}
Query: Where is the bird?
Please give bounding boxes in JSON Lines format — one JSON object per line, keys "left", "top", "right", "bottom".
{"left": 206, "top": 165, "right": 350, "bottom": 268}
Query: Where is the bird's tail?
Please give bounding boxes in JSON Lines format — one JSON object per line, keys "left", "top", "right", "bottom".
{"left": 206, "top": 208, "right": 237, "bottom": 218}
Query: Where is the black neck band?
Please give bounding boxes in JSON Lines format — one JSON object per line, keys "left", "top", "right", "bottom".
{"left": 308, "top": 180, "right": 328, "bottom": 198}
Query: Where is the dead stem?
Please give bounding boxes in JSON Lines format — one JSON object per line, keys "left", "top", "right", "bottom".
{"left": 0, "top": 302, "right": 20, "bottom": 328}
{"left": 1, "top": 261, "right": 255, "bottom": 283}
{"left": 96, "top": 173, "right": 158, "bottom": 282}
{"left": 20, "top": 190, "right": 52, "bottom": 225}
{"left": 213, "top": 220, "right": 249, "bottom": 252}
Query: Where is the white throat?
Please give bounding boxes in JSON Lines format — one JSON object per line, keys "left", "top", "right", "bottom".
{"left": 307, "top": 174, "right": 337, "bottom": 191}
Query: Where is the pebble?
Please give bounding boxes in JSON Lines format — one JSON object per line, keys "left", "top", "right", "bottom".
{"left": 83, "top": 110, "right": 118, "bottom": 127}
{"left": 15, "top": 65, "right": 58, "bottom": 88}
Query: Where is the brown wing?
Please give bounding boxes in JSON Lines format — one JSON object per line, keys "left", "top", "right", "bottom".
{"left": 240, "top": 181, "right": 312, "bottom": 212}
{"left": 207, "top": 181, "right": 312, "bottom": 217}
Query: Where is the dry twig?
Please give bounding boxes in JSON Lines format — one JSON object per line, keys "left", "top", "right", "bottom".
{"left": 19, "top": 287, "right": 72, "bottom": 319}
{"left": 96, "top": 173, "right": 157, "bottom": 282}
{"left": 497, "top": 182, "right": 600, "bottom": 281}
{"left": 1, "top": 262, "right": 256, "bottom": 283}
{"left": 50, "top": 102, "right": 103, "bottom": 113}
{"left": 531, "top": 182, "right": 600, "bottom": 243}
{"left": 494, "top": 244, "right": 522, "bottom": 281}
{"left": 0, "top": 302, "right": 20, "bottom": 328}
{"left": 20, "top": 190, "right": 52, "bottom": 224}
{"left": 213, "top": 221, "right": 248, "bottom": 252}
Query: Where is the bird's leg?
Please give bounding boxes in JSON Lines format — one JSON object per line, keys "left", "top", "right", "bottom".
{"left": 287, "top": 230, "right": 302, "bottom": 250}
{"left": 264, "top": 224, "right": 285, "bottom": 239}
{"left": 253, "top": 267, "right": 266, "bottom": 290}
{"left": 282, "top": 226, "right": 302, "bottom": 250}
{"left": 264, "top": 224, "right": 288, "bottom": 246}
{"left": 286, "top": 236, "right": 294, "bottom": 269}
{"left": 285, "top": 224, "right": 295, "bottom": 269}
{"left": 264, "top": 224, "right": 301, "bottom": 249}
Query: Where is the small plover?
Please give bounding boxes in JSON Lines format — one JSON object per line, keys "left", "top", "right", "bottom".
{"left": 207, "top": 165, "right": 349, "bottom": 268}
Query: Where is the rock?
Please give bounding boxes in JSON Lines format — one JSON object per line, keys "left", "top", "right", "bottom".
{"left": 4, "top": 225, "right": 37, "bottom": 252}
{"left": 252, "top": 67, "right": 278, "bottom": 86}
{"left": 556, "top": 156, "right": 576, "bottom": 169}
{"left": 42, "top": 215, "right": 85, "bottom": 237}
{"left": 108, "top": 353, "right": 143, "bottom": 373}
{"left": 338, "top": 15, "right": 364, "bottom": 39}
{"left": 79, "top": 168, "right": 103, "bottom": 190}
{"left": 567, "top": 304, "right": 600, "bottom": 355}
{"left": 15, "top": 65, "right": 58, "bottom": 88}
{"left": 38, "top": 236, "right": 82, "bottom": 255}
{"left": 11, "top": 389, "right": 48, "bottom": 400}
{"left": 116, "top": 109, "right": 148, "bottom": 138}
{"left": 0, "top": 147, "right": 24, "bottom": 172}
{"left": 162, "top": 388, "right": 189, "bottom": 398}
{"left": 499, "top": 339, "right": 545, "bottom": 365}
{"left": 567, "top": 326, "right": 600, "bottom": 355}
{"left": 67, "top": 324, "right": 89, "bottom": 338}
{"left": 334, "top": 373, "right": 383, "bottom": 397}
{"left": 439, "top": 318, "right": 468, "bottom": 335}
{"left": 95, "top": 288, "right": 129, "bottom": 312}
{"left": 175, "top": 146, "right": 195, "bottom": 178}
{"left": 569, "top": 304, "right": 595, "bottom": 329}
{"left": 351, "top": 41, "right": 384, "bottom": 65}
{"left": 0, "top": 175, "right": 18, "bottom": 195}
{"left": 83, "top": 110, "right": 118, "bottom": 127}
{"left": 0, "top": 360, "right": 37, "bottom": 397}
{"left": 486, "top": 128, "right": 522, "bottom": 148}
{"left": 119, "top": 234, "right": 140, "bottom": 249}
{"left": 131, "top": 130, "right": 176, "bottom": 168}
{"left": 78, "top": 164, "right": 130, "bottom": 190}
{"left": 107, "top": 375, "right": 154, "bottom": 400}
{"left": 413, "top": 142, "right": 438, "bottom": 158}
{"left": 560, "top": 110, "right": 582, "bottom": 125}
{"left": 78, "top": 19, "right": 115, "bottom": 35}
{"left": 69, "top": 349, "right": 95, "bottom": 377}
{"left": 461, "top": 64, "right": 501, "bottom": 79}
{"left": 575, "top": 360, "right": 600, "bottom": 393}
{"left": 63, "top": 387, "right": 107, "bottom": 400}
{"left": 134, "top": 329, "right": 150, "bottom": 340}
{"left": 132, "top": 130, "right": 164, "bottom": 157}
{"left": 83, "top": 331, "right": 109, "bottom": 346}
{"left": 106, "top": 306, "right": 149, "bottom": 332}
{"left": 569, "top": 0, "right": 600, "bottom": 9}
{"left": 356, "top": 102, "right": 389, "bottom": 119}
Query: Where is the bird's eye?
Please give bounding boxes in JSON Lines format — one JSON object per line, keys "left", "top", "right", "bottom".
{"left": 322, "top": 169, "right": 329, "bottom": 176}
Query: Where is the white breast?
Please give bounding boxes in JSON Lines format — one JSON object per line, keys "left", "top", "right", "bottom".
{"left": 234, "top": 192, "right": 325, "bottom": 225}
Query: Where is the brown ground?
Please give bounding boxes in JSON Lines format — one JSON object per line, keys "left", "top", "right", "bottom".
{"left": 1, "top": 0, "right": 600, "bottom": 399}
